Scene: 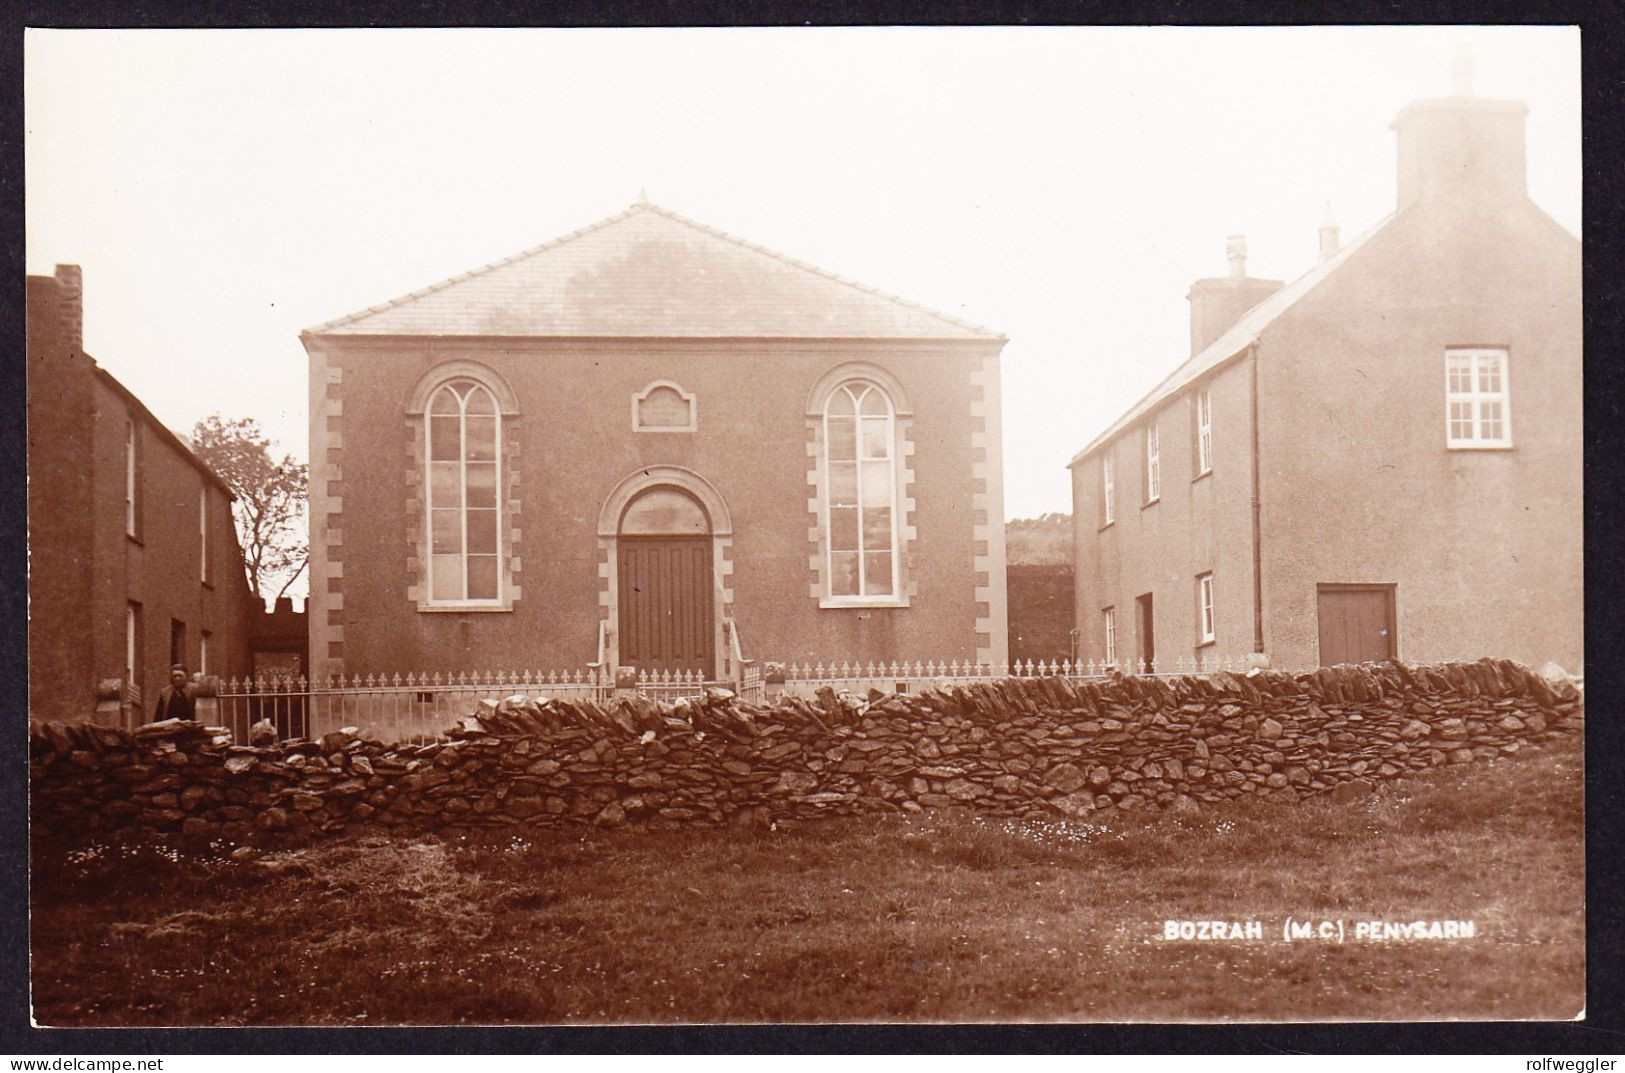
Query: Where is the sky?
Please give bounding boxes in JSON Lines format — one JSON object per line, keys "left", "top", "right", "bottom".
{"left": 26, "top": 26, "right": 1580, "bottom": 530}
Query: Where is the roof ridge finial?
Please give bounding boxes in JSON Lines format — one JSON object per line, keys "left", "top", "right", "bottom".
{"left": 636, "top": 186, "right": 650, "bottom": 207}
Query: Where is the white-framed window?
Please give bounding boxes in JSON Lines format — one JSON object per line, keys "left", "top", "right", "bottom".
{"left": 1102, "top": 454, "right": 1115, "bottom": 526}
{"left": 199, "top": 487, "right": 210, "bottom": 583}
{"left": 1144, "top": 421, "right": 1161, "bottom": 503}
{"left": 199, "top": 630, "right": 211, "bottom": 676}
{"left": 1195, "top": 389, "right": 1212, "bottom": 474}
{"left": 1197, "top": 572, "right": 1215, "bottom": 645}
{"left": 1446, "top": 347, "right": 1512, "bottom": 447}
{"left": 426, "top": 377, "right": 502, "bottom": 605}
{"left": 125, "top": 420, "right": 137, "bottom": 537}
{"left": 1103, "top": 606, "right": 1117, "bottom": 665}
{"left": 823, "top": 379, "right": 899, "bottom": 601}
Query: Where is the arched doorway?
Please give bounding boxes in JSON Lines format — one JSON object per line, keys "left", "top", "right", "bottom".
{"left": 616, "top": 487, "right": 714, "bottom": 675}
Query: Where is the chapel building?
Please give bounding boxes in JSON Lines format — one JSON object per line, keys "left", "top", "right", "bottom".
{"left": 302, "top": 202, "right": 1009, "bottom": 684}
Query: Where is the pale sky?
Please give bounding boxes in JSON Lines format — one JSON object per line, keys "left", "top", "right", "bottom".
{"left": 26, "top": 26, "right": 1580, "bottom": 530}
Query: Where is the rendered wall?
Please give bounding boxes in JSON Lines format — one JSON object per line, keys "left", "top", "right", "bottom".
{"left": 1256, "top": 198, "right": 1582, "bottom": 669}
{"left": 1071, "top": 355, "right": 1257, "bottom": 668}
{"left": 308, "top": 336, "right": 1004, "bottom": 680}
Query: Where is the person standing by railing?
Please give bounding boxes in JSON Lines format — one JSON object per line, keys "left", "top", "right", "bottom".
{"left": 151, "top": 663, "right": 195, "bottom": 722}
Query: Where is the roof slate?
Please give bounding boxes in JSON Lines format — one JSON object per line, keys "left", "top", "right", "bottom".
{"left": 1068, "top": 211, "right": 1398, "bottom": 465}
{"left": 90, "top": 364, "right": 235, "bottom": 498}
{"left": 307, "top": 203, "right": 1002, "bottom": 341}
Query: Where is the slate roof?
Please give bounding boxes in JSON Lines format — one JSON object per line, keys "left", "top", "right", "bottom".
{"left": 90, "top": 364, "right": 235, "bottom": 498}
{"left": 306, "top": 202, "right": 1002, "bottom": 341}
{"left": 1068, "top": 211, "right": 1398, "bottom": 465}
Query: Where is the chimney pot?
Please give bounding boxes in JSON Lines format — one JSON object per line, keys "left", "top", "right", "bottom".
{"left": 1186, "top": 238, "right": 1283, "bottom": 356}
{"left": 1317, "top": 203, "right": 1341, "bottom": 262}
{"left": 52, "top": 264, "right": 84, "bottom": 354}
{"left": 1225, "top": 234, "right": 1248, "bottom": 278}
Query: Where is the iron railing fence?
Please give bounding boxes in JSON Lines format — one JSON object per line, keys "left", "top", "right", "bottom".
{"left": 208, "top": 653, "right": 1480, "bottom": 745}
{"left": 216, "top": 669, "right": 615, "bottom": 744}
{"left": 213, "top": 667, "right": 755, "bottom": 743}
{"left": 768, "top": 655, "right": 1262, "bottom": 698}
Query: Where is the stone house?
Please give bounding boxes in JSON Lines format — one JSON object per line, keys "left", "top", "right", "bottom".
{"left": 27, "top": 265, "right": 263, "bottom": 724}
{"left": 301, "top": 202, "right": 1008, "bottom": 684}
{"left": 1067, "top": 84, "right": 1581, "bottom": 671}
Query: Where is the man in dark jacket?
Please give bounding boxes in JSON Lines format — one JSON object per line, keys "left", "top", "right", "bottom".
{"left": 152, "top": 663, "right": 195, "bottom": 722}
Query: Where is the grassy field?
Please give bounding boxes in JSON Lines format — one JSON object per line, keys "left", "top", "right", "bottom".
{"left": 31, "top": 737, "right": 1583, "bottom": 1025}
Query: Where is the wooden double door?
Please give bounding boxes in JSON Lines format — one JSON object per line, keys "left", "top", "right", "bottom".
{"left": 1316, "top": 584, "right": 1396, "bottom": 666}
{"left": 617, "top": 536, "right": 714, "bottom": 676}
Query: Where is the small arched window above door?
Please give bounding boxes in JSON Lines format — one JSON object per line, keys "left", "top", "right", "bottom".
{"left": 620, "top": 487, "right": 710, "bottom": 535}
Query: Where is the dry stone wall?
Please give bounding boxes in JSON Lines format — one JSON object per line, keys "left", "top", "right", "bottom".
{"left": 30, "top": 660, "right": 1582, "bottom": 849}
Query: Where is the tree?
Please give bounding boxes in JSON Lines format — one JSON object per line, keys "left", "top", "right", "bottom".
{"left": 190, "top": 415, "right": 308, "bottom": 602}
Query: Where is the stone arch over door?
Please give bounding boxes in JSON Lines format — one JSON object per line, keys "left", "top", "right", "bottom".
{"left": 597, "top": 466, "right": 734, "bottom": 679}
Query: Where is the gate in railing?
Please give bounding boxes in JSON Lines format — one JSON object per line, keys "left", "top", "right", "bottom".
{"left": 739, "top": 660, "right": 764, "bottom": 704}
{"left": 620, "top": 668, "right": 712, "bottom": 704}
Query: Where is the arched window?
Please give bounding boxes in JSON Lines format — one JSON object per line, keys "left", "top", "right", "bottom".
{"left": 427, "top": 377, "right": 501, "bottom": 604}
{"left": 620, "top": 487, "right": 711, "bottom": 535}
{"left": 824, "top": 379, "right": 898, "bottom": 599}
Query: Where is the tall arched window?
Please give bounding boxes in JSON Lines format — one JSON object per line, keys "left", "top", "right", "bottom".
{"left": 824, "top": 379, "right": 898, "bottom": 599}
{"left": 427, "top": 377, "right": 501, "bottom": 604}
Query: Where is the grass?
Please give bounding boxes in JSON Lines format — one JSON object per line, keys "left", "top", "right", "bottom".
{"left": 30, "top": 737, "right": 1583, "bottom": 1025}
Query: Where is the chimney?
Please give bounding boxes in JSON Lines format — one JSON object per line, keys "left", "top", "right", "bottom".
{"left": 1390, "top": 51, "right": 1528, "bottom": 209}
{"left": 1186, "top": 236, "right": 1283, "bottom": 356}
{"left": 53, "top": 264, "right": 83, "bottom": 354}
{"left": 1317, "top": 203, "right": 1341, "bottom": 262}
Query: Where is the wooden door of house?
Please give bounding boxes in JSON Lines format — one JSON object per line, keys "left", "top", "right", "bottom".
{"left": 615, "top": 486, "right": 716, "bottom": 678}
{"left": 1316, "top": 585, "right": 1396, "bottom": 666}
{"left": 618, "top": 538, "right": 714, "bottom": 675}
